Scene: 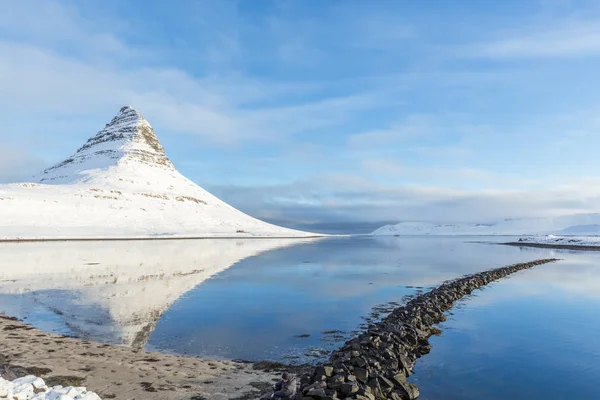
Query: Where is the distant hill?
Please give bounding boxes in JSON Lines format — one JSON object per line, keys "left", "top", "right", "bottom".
{"left": 372, "top": 214, "right": 600, "bottom": 236}
{"left": 557, "top": 225, "right": 600, "bottom": 235}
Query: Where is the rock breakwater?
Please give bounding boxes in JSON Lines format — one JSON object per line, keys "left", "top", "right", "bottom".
{"left": 297, "top": 258, "right": 559, "bottom": 400}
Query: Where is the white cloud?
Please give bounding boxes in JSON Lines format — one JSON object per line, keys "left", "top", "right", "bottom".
{"left": 473, "top": 19, "right": 600, "bottom": 58}
{"left": 361, "top": 159, "right": 404, "bottom": 176}
{"left": 0, "top": 37, "right": 380, "bottom": 149}
{"left": 347, "top": 115, "right": 437, "bottom": 148}
{"left": 0, "top": 0, "right": 398, "bottom": 151}
{"left": 209, "top": 174, "right": 600, "bottom": 227}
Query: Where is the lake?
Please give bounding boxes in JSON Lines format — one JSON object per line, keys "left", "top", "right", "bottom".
{"left": 0, "top": 236, "right": 598, "bottom": 399}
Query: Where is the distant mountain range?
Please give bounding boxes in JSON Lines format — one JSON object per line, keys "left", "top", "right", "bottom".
{"left": 0, "top": 106, "right": 314, "bottom": 239}
{"left": 372, "top": 215, "right": 600, "bottom": 236}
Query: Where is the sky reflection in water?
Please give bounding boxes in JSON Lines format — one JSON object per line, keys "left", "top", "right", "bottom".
{"left": 146, "top": 236, "right": 559, "bottom": 362}
{"left": 410, "top": 252, "right": 600, "bottom": 400}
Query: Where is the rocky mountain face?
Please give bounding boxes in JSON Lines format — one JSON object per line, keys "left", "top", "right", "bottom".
{"left": 38, "top": 106, "right": 174, "bottom": 184}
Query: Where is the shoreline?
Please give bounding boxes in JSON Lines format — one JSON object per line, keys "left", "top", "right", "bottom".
{"left": 0, "top": 315, "right": 281, "bottom": 400}
{"left": 0, "top": 234, "right": 328, "bottom": 243}
{"left": 503, "top": 242, "right": 600, "bottom": 251}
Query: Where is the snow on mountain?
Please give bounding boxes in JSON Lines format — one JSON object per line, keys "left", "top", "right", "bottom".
{"left": 372, "top": 214, "right": 600, "bottom": 236}
{"left": 372, "top": 222, "right": 488, "bottom": 236}
{"left": 0, "top": 106, "right": 315, "bottom": 239}
{"left": 37, "top": 106, "right": 175, "bottom": 184}
{"left": 557, "top": 224, "right": 600, "bottom": 235}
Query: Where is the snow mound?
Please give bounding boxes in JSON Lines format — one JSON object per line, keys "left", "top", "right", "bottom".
{"left": 0, "top": 375, "right": 101, "bottom": 400}
{"left": 0, "top": 106, "right": 316, "bottom": 239}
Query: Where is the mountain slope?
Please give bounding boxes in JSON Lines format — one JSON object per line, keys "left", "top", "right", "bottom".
{"left": 0, "top": 106, "right": 315, "bottom": 239}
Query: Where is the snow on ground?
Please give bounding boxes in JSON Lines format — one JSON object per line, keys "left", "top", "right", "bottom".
{"left": 0, "top": 106, "right": 316, "bottom": 240}
{"left": 516, "top": 235, "right": 600, "bottom": 246}
{"left": 0, "top": 375, "right": 101, "bottom": 400}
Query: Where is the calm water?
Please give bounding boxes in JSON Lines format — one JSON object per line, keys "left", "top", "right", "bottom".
{"left": 1, "top": 236, "right": 599, "bottom": 399}
{"left": 410, "top": 251, "right": 600, "bottom": 400}
{"left": 146, "top": 236, "right": 552, "bottom": 361}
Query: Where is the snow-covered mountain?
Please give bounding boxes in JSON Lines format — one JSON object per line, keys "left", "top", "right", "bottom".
{"left": 372, "top": 214, "right": 600, "bottom": 236}
{"left": 0, "top": 106, "right": 315, "bottom": 239}
{"left": 557, "top": 224, "right": 600, "bottom": 235}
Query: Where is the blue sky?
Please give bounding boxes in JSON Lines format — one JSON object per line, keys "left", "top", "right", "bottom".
{"left": 2, "top": 0, "right": 600, "bottom": 232}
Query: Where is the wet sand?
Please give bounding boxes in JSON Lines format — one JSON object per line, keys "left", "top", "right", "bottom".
{"left": 0, "top": 314, "right": 278, "bottom": 400}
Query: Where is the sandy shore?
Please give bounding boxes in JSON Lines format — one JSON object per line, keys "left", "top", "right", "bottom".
{"left": 0, "top": 314, "right": 280, "bottom": 400}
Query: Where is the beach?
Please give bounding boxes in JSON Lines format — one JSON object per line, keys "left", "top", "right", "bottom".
{"left": 0, "top": 314, "right": 278, "bottom": 400}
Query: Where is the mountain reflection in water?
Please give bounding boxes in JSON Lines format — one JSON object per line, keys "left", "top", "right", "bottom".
{"left": 0, "top": 238, "right": 313, "bottom": 347}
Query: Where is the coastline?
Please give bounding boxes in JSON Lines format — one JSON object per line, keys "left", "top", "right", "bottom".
{"left": 0, "top": 234, "right": 328, "bottom": 243}
{"left": 504, "top": 242, "right": 600, "bottom": 251}
{"left": 0, "top": 315, "right": 280, "bottom": 400}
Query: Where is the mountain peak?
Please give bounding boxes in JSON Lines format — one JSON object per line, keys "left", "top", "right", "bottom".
{"left": 119, "top": 105, "right": 136, "bottom": 112}
{"left": 38, "top": 106, "right": 174, "bottom": 184}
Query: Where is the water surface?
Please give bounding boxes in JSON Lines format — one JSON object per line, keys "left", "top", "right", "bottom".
{"left": 146, "top": 236, "right": 555, "bottom": 361}
{"left": 410, "top": 250, "right": 600, "bottom": 400}
{"left": 1, "top": 236, "right": 598, "bottom": 399}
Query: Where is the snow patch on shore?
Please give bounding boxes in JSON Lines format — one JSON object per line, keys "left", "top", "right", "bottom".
{"left": 517, "top": 235, "right": 600, "bottom": 246}
{"left": 0, "top": 375, "right": 101, "bottom": 400}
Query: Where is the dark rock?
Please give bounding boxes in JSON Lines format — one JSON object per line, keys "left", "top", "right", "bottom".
{"left": 306, "top": 388, "right": 326, "bottom": 397}
{"left": 314, "top": 365, "right": 334, "bottom": 378}
{"left": 301, "top": 375, "right": 312, "bottom": 386}
{"left": 376, "top": 376, "right": 395, "bottom": 393}
{"left": 356, "top": 394, "right": 375, "bottom": 400}
{"left": 340, "top": 382, "right": 359, "bottom": 395}
{"left": 367, "top": 378, "right": 380, "bottom": 393}
{"left": 326, "top": 374, "right": 344, "bottom": 391}
{"left": 354, "top": 368, "right": 368, "bottom": 383}
{"left": 303, "top": 381, "right": 326, "bottom": 393}
{"left": 395, "top": 380, "right": 420, "bottom": 400}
